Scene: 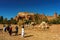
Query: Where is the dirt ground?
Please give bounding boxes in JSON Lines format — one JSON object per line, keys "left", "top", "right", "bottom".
{"left": 0, "top": 24, "right": 60, "bottom": 40}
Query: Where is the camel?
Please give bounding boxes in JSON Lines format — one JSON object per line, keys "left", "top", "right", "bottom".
{"left": 39, "top": 21, "right": 49, "bottom": 30}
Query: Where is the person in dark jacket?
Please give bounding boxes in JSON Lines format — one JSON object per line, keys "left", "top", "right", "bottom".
{"left": 9, "top": 26, "right": 12, "bottom": 36}
{"left": 15, "top": 26, "right": 18, "bottom": 35}
{"left": 6, "top": 25, "right": 10, "bottom": 32}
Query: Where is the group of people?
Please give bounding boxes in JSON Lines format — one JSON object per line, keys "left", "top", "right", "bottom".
{"left": 3, "top": 24, "right": 25, "bottom": 37}
{"left": 3, "top": 25, "right": 18, "bottom": 36}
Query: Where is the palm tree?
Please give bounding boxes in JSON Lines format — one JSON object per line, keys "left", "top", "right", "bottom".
{"left": 34, "top": 13, "right": 41, "bottom": 24}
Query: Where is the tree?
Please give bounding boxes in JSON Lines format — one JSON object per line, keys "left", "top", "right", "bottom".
{"left": 3, "top": 18, "right": 8, "bottom": 24}
{"left": 7, "top": 20, "right": 11, "bottom": 24}
{"left": 10, "top": 17, "right": 17, "bottom": 24}
{"left": 0, "top": 16, "right": 3, "bottom": 24}
{"left": 34, "top": 13, "right": 41, "bottom": 24}
{"left": 42, "top": 16, "right": 48, "bottom": 22}
{"left": 48, "top": 17, "right": 60, "bottom": 24}
{"left": 59, "top": 14, "right": 60, "bottom": 16}
{"left": 24, "top": 20, "right": 31, "bottom": 24}
{"left": 11, "top": 17, "right": 13, "bottom": 20}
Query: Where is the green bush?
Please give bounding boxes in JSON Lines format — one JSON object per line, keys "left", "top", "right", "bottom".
{"left": 48, "top": 18, "right": 60, "bottom": 24}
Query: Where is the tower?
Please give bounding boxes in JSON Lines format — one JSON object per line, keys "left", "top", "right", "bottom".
{"left": 53, "top": 12, "right": 58, "bottom": 18}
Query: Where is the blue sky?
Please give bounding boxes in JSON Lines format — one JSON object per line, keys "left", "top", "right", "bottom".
{"left": 0, "top": 0, "right": 60, "bottom": 19}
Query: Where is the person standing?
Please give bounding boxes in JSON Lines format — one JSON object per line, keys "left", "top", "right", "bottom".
{"left": 6, "top": 25, "right": 10, "bottom": 32}
{"left": 3, "top": 25, "right": 6, "bottom": 32}
{"left": 9, "top": 26, "right": 12, "bottom": 36}
{"left": 15, "top": 26, "right": 18, "bottom": 35}
{"left": 21, "top": 24, "right": 24, "bottom": 37}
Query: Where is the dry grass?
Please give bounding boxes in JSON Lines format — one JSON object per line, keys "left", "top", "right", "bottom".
{"left": 0, "top": 24, "right": 60, "bottom": 40}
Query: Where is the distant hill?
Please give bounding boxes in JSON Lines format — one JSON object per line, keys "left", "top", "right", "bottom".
{"left": 14, "top": 12, "right": 58, "bottom": 21}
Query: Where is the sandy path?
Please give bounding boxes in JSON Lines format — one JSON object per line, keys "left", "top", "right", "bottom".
{"left": 0, "top": 24, "right": 60, "bottom": 40}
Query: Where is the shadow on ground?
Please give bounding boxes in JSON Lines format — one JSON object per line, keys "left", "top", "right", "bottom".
{"left": 24, "top": 35, "right": 33, "bottom": 38}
